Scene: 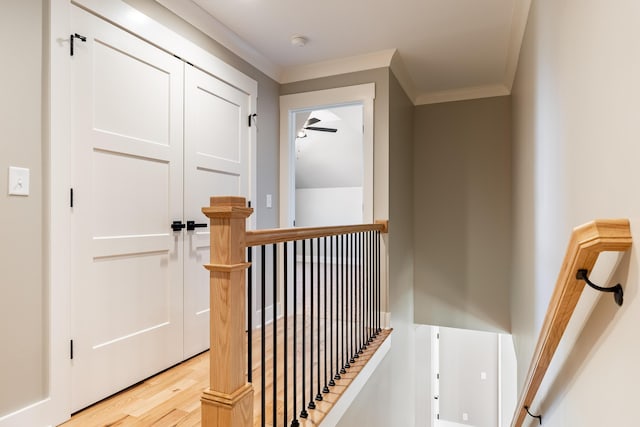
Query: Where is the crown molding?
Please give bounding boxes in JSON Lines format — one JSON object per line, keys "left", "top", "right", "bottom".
{"left": 389, "top": 51, "right": 418, "bottom": 104}
{"left": 415, "top": 84, "right": 510, "bottom": 105}
{"left": 280, "top": 49, "right": 396, "bottom": 84}
{"left": 503, "top": 0, "right": 532, "bottom": 91}
{"left": 155, "top": 0, "right": 282, "bottom": 81}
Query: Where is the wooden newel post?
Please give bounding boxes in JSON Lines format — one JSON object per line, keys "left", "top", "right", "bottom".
{"left": 200, "top": 196, "right": 253, "bottom": 427}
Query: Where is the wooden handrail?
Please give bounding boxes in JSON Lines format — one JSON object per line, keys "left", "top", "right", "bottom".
{"left": 511, "top": 219, "right": 632, "bottom": 427}
{"left": 245, "top": 220, "right": 388, "bottom": 247}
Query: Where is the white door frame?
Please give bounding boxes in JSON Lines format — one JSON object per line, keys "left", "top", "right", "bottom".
{"left": 9, "top": 0, "right": 258, "bottom": 425}
{"left": 279, "top": 83, "right": 376, "bottom": 228}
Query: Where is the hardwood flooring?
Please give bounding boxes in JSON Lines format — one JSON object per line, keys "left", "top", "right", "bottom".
{"left": 60, "top": 320, "right": 390, "bottom": 427}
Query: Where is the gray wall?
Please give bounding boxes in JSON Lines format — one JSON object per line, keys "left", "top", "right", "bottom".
{"left": 328, "top": 69, "right": 416, "bottom": 427}
{"left": 124, "top": 0, "right": 280, "bottom": 229}
{"left": 387, "top": 70, "right": 417, "bottom": 425}
{"left": 0, "top": 0, "right": 46, "bottom": 416}
{"left": 511, "top": 1, "right": 640, "bottom": 425}
{"left": 413, "top": 96, "right": 512, "bottom": 333}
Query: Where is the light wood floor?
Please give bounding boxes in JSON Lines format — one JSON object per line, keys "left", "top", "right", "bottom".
{"left": 60, "top": 321, "right": 390, "bottom": 427}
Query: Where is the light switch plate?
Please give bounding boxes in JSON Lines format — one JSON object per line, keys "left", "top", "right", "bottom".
{"left": 9, "top": 166, "right": 30, "bottom": 196}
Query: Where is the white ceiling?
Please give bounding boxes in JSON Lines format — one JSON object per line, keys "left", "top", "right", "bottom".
{"left": 157, "top": 0, "right": 531, "bottom": 104}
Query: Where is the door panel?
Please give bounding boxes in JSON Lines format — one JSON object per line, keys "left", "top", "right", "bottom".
{"left": 71, "top": 6, "right": 184, "bottom": 411}
{"left": 183, "top": 66, "right": 249, "bottom": 358}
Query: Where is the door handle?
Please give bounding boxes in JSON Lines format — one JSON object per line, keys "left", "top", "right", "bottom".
{"left": 171, "top": 220, "right": 186, "bottom": 231}
{"left": 186, "top": 220, "right": 207, "bottom": 231}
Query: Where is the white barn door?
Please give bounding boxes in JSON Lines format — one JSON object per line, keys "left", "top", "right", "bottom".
{"left": 70, "top": 7, "right": 184, "bottom": 411}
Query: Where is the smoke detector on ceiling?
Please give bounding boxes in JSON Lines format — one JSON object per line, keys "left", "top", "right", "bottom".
{"left": 290, "top": 35, "right": 308, "bottom": 47}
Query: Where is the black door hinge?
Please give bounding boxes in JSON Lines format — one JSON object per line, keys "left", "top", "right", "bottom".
{"left": 248, "top": 113, "right": 257, "bottom": 127}
{"left": 70, "top": 339, "right": 74, "bottom": 360}
{"left": 70, "top": 188, "right": 74, "bottom": 208}
{"left": 70, "top": 33, "right": 86, "bottom": 56}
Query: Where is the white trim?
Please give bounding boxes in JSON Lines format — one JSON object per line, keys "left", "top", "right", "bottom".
{"left": 47, "top": 0, "right": 72, "bottom": 420}
{"left": 279, "top": 83, "right": 376, "bottom": 229}
{"left": 390, "top": 50, "right": 418, "bottom": 104}
{"left": 319, "top": 333, "right": 392, "bottom": 427}
{"left": 415, "top": 84, "right": 510, "bottom": 105}
{"left": 280, "top": 49, "right": 395, "bottom": 84}
{"left": 254, "top": 303, "right": 281, "bottom": 329}
{"left": 73, "top": 0, "right": 257, "bottom": 97}
{"left": 381, "top": 312, "right": 392, "bottom": 329}
{"left": 503, "top": 0, "right": 532, "bottom": 91}
{"left": 498, "top": 335, "right": 503, "bottom": 427}
{"left": 155, "top": 0, "right": 282, "bottom": 82}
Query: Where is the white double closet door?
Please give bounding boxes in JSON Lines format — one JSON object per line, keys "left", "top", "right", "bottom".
{"left": 70, "top": 6, "right": 251, "bottom": 411}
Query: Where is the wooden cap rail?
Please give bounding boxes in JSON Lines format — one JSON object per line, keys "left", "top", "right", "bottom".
{"left": 245, "top": 219, "right": 388, "bottom": 247}
{"left": 511, "top": 219, "right": 632, "bottom": 427}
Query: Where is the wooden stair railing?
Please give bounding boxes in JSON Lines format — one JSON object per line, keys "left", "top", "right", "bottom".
{"left": 201, "top": 196, "right": 388, "bottom": 427}
{"left": 511, "top": 219, "right": 632, "bottom": 427}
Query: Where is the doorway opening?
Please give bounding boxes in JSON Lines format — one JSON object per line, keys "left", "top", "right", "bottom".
{"left": 293, "top": 104, "right": 364, "bottom": 227}
{"left": 279, "top": 83, "right": 375, "bottom": 228}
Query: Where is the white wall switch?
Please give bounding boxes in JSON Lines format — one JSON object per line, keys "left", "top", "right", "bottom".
{"left": 462, "top": 412, "right": 469, "bottom": 421}
{"left": 480, "top": 371, "right": 487, "bottom": 380}
{"left": 8, "top": 166, "right": 29, "bottom": 196}
{"left": 266, "top": 194, "right": 272, "bottom": 208}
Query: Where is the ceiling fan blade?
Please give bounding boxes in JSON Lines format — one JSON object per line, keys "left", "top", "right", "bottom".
{"left": 306, "top": 117, "right": 321, "bottom": 125}
{"left": 304, "top": 126, "right": 338, "bottom": 133}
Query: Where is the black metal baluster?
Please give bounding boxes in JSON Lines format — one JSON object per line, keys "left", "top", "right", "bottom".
{"left": 361, "top": 232, "right": 367, "bottom": 349}
{"left": 340, "top": 233, "right": 347, "bottom": 375}
{"left": 329, "top": 235, "right": 336, "bottom": 387}
{"left": 345, "top": 234, "right": 354, "bottom": 369}
{"left": 247, "top": 247, "right": 253, "bottom": 383}
{"left": 273, "top": 243, "right": 278, "bottom": 427}
{"left": 300, "top": 240, "right": 308, "bottom": 419}
{"left": 377, "top": 230, "right": 381, "bottom": 334}
{"left": 261, "top": 245, "right": 266, "bottom": 427}
{"left": 359, "top": 233, "right": 367, "bottom": 354}
{"left": 349, "top": 233, "right": 355, "bottom": 365}
{"left": 336, "top": 234, "right": 340, "bottom": 378}
{"left": 284, "top": 242, "right": 289, "bottom": 427}
{"left": 368, "top": 231, "right": 375, "bottom": 343}
{"left": 323, "top": 236, "right": 330, "bottom": 394}
{"left": 316, "top": 238, "right": 323, "bottom": 402}
{"left": 357, "top": 232, "right": 363, "bottom": 356}
{"left": 308, "top": 239, "right": 316, "bottom": 410}
{"left": 353, "top": 233, "right": 362, "bottom": 359}
{"left": 292, "top": 241, "right": 300, "bottom": 427}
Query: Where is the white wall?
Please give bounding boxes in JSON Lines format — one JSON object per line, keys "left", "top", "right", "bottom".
{"left": 295, "top": 187, "right": 363, "bottom": 227}
{"left": 439, "top": 327, "right": 498, "bottom": 427}
{"left": 415, "top": 325, "right": 432, "bottom": 427}
{"left": 499, "top": 334, "right": 517, "bottom": 427}
{"left": 511, "top": 0, "right": 640, "bottom": 425}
